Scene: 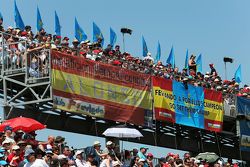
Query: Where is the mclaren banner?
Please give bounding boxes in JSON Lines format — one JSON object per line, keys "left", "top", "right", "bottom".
{"left": 153, "top": 76, "right": 223, "bottom": 132}
{"left": 51, "top": 51, "right": 152, "bottom": 126}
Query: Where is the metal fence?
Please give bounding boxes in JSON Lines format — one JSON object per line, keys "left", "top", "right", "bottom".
{"left": 0, "top": 31, "right": 51, "bottom": 83}
{"left": 26, "top": 48, "right": 51, "bottom": 84}
{"left": 0, "top": 32, "right": 27, "bottom": 76}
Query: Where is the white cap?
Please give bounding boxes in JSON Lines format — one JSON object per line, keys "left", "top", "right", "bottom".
{"left": 2, "top": 139, "right": 13, "bottom": 145}
{"left": 214, "top": 78, "right": 219, "bottom": 82}
{"left": 147, "top": 52, "right": 151, "bottom": 57}
{"left": 74, "top": 150, "right": 83, "bottom": 157}
{"left": 93, "top": 141, "right": 101, "bottom": 146}
{"left": 106, "top": 141, "right": 113, "bottom": 146}
{"left": 58, "top": 154, "right": 67, "bottom": 160}
{"left": 12, "top": 145, "right": 20, "bottom": 150}
{"left": 138, "top": 159, "right": 145, "bottom": 163}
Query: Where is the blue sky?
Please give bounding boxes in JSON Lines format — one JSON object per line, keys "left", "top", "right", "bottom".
{"left": 0, "top": 0, "right": 250, "bottom": 158}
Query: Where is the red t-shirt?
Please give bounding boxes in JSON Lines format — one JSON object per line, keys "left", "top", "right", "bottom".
{"left": 7, "top": 153, "right": 24, "bottom": 166}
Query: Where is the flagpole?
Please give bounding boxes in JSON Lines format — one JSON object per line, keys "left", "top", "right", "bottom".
{"left": 224, "top": 61, "right": 227, "bottom": 80}
{"left": 122, "top": 33, "right": 125, "bottom": 53}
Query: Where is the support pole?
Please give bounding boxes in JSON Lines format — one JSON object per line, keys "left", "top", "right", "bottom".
{"left": 122, "top": 33, "right": 125, "bottom": 53}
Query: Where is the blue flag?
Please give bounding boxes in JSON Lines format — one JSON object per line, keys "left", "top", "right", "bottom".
{"left": 166, "top": 46, "right": 175, "bottom": 67}
{"left": 0, "top": 11, "right": 3, "bottom": 21}
{"left": 155, "top": 41, "right": 161, "bottom": 62}
{"left": 142, "top": 36, "right": 148, "bottom": 57}
{"left": 14, "top": 0, "right": 25, "bottom": 30}
{"left": 234, "top": 64, "right": 242, "bottom": 83}
{"left": 93, "top": 22, "right": 104, "bottom": 47}
{"left": 196, "top": 54, "right": 202, "bottom": 73}
{"left": 75, "top": 17, "right": 87, "bottom": 42}
{"left": 37, "top": 6, "right": 43, "bottom": 31}
{"left": 55, "top": 11, "right": 61, "bottom": 36}
{"left": 173, "top": 80, "right": 205, "bottom": 129}
{"left": 185, "top": 49, "right": 189, "bottom": 69}
{"left": 110, "top": 27, "right": 117, "bottom": 48}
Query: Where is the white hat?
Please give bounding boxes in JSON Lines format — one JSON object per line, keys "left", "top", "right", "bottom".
{"left": 214, "top": 78, "right": 219, "bottom": 82}
{"left": 106, "top": 141, "right": 113, "bottom": 146}
{"left": 74, "top": 150, "right": 83, "bottom": 157}
{"left": 204, "top": 75, "right": 209, "bottom": 78}
{"left": 216, "top": 86, "right": 222, "bottom": 90}
{"left": 58, "top": 154, "right": 67, "bottom": 160}
{"left": 12, "top": 145, "right": 20, "bottom": 150}
{"left": 138, "top": 159, "right": 145, "bottom": 163}
{"left": 93, "top": 141, "right": 101, "bottom": 146}
{"left": 2, "top": 139, "right": 13, "bottom": 145}
{"left": 45, "top": 150, "right": 53, "bottom": 154}
{"left": 7, "top": 26, "right": 13, "bottom": 30}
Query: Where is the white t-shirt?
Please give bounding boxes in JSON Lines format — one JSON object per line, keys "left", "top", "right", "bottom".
{"left": 75, "top": 158, "right": 91, "bottom": 167}
{"left": 24, "top": 159, "right": 49, "bottom": 167}
{"left": 100, "top": 159, "right": 113, "bottom": 167}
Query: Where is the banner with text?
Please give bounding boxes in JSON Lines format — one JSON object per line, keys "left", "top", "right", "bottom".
{"left": 52, "top": 51, "right": 153, "bottom": 126}
{"left": 237, "top": 96, "right": 250, "bottom": 152}
{"left": 153, "top": 76, "right": 223, "bottom": 132}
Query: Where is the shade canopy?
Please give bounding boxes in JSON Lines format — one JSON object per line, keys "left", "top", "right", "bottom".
{"left": 0, "top": 116, "right": 46, "bottom": 132}
{"left": 103, "top": 125, "right": 143, "bottom": 138}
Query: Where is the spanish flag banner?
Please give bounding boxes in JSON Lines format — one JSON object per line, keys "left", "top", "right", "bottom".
{"left": 51, "top": 51, "right": 153, "bottom": 126}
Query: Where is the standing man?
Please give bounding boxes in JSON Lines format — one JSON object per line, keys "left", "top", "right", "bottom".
{"left": 137, "top": 146, "right": 148, "bottom": 167}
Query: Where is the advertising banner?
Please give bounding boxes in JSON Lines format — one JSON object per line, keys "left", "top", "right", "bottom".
{"left": 237, "top": 96, "right": 250, "bottom": 152}
{"left": 240, "top": 120, "right": 250, "bottom": 152}
{"left": 52, "top": 51, "right": 153, "bottom": 126}
{"left": 153, "top": 76, "right": 223, "bottom": 132}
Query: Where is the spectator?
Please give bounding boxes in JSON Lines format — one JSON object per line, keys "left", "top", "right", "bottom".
{"left": 74, "top": 150, "right": 87, "bottom": 167}
{"left": 23, "top": 148, "right": 48, "bottom": 167}
{"left": 138, "top": 159, "right": 146, "bottom": 167}
{"left": 137, "top": 146, "right": 148, "bottom": 167}
{"left": 155, "top": 157, "right": 167, "bottom": 167}
{"left": 7, "top": 145, "right": 23, "bottom": 166}
{"left": 114, "top": 45, "right": 121, "bottom": 56}
{"left": 209, "top": 64, "right": 217, "bottom": 76}
{"left": 143, "top": 52, "right": 154, "bottom": 63}
{"left": 100, "top": 153, "right": 113, "bottom": 167}
{"left": 44, "top": 149, "right": 53, "bottom": 166}
{"left": 86, "top": 154, "right": 96, "bottom": 167}
{"left": 183, "top": 153, "right": 190, "bottom": 160}
{"left": 137, "top": 146, "right": 148, "bottom": 161}
{"left": 59, "top": 146, "right": 72, "bottom": 160}
{"left": 55, "top": 136, "right": 65, "bottom": 154}
{"left": 123, "top": 150, "right": 131, "bottom": 167}
{"left": 188, "top": 55, "right": 196, "bottom": 74}
{"left": 103, "top": 141, "right": 115, "bottom": 156}
{"left": 4, "top": 126, "right": 15, "bottom": 143}
{"left": 38, "top": 135, "right": 55, "bottom": 152}
{"left": 183, "top": 158, "right": 191, "bottom": 167}
{"left": 146, "top": 153, "right": 154, "bottom": 167}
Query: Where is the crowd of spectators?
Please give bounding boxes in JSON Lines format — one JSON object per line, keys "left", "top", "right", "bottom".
{"left": 0, "top": 125, "right": 240, "bottom": 167}
{"left": 0, "top": 22, "right": 249, "bottom": 99}
{"left": 0, "top": 21, "right": 246, "bottom": 167}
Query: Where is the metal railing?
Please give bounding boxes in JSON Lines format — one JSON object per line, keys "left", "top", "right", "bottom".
{"left": 0, "top": 32, "right": 27, "bottom": 76}
{"left": 26, "top": 48, "right": 51, "bottom": 84}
